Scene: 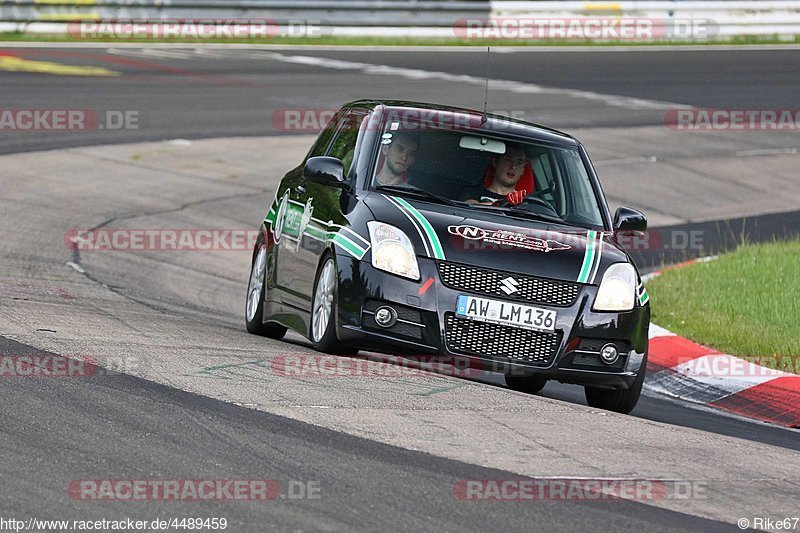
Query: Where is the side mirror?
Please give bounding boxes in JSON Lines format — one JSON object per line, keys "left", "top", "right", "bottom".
{"left": 303, "top": 156, "right": 346, "bottom": 187}
{"left": 613, "top": 207, "right": 647, "bottom": 234}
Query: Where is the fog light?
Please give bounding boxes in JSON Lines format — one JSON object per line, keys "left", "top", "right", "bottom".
{"left": 374, "top": 306, "right": 397, "bottom": 328}
{"left": 600, "top": 343, "right": 619, "bottom": 365}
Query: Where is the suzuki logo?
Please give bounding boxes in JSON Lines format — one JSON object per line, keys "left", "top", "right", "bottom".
{"left": 499, "top": 276, "right": 520, "bottom": 295}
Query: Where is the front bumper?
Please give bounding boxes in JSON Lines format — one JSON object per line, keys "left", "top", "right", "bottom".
{"left": 335, "top": 254, "right": 649, "bottom": 390}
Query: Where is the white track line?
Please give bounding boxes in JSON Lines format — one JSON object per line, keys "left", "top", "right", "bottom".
{"left": 262, "top": 51, "right": 691, "bottom": 111}
{"left": 2, "top": 41, "right": 800, "bottom": 52}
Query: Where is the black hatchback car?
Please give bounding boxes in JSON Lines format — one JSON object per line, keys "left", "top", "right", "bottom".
{"left": 246, "top": 100, "right": 650, "bottom": 413}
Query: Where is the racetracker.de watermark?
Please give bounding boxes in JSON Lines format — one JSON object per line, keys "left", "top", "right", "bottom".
{"left": 272, "top": 354, "right": 487, "bottom": 378}
{"left": 453, "top": 18, "right": 718, "bottom": 40}
{"left": 270, "top": 108, "right": 527, "bottom": 132}
{"left": 453, "top": 479, "right": 708, "bottom": 501}
{"left": 0, "top": 354, "right": 138, "bottom": 378}
{"left": 65, "top": 229, "right": 259, "bottom": 252}
{"left": 0, "top": 110, "right": 138, "bottom": 131}
{"left": 67, "top": 479, "right": 321, "bottom": 501}
{"left": 677, "top": 355, "right": 800, "bottom": 377}
{"left": 665, "top": 109, "right": 800, "bottom": 130}
{"left": 68, "top": 20, "right": 322, "bottom": 40}
{"left": 614, "top": 229, "right": 704, "bottom": 252}
{"left": 0, "top": 355, "right": 94, "bottom": 378}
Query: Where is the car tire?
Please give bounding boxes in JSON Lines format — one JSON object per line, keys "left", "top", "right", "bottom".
{"left": 584, "top": 366, "right": 645, "bottom": 414}
{"left": 310, "top": 253, "right": 346, "bottom": 354}
{"left": 245, "top": 241, "right": 287, "bottom": 339}
{"left": 505, "top": 375, "right": 547, "bottom": 394}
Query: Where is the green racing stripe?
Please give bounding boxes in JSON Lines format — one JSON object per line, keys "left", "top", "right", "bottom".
{"left": 330, "top": 231, "right": 368, "bottom": 259}
{"left": 264, "top": 202, "right": 278, "bottom": 227}
{"left": 264, "top": 193, "right": 369, "bottom": 260}
{"left": 577, "top": 230, "right": 597, "bottom": 283}
{"left": 638, "top": 285, "right": 650, "bottom": 305}
{"left": 390, "top": 196, "right": 446, "bottom": 260}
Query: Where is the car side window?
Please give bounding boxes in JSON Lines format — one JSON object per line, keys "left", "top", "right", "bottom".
{"left": 529, "top": 152, "right": 560, "bottom": 211}
{"left": 305, "top": 112, "right": 342, "bottom": 160}
{"left": 327, "top": 111, "right": 365, "bottom": 177}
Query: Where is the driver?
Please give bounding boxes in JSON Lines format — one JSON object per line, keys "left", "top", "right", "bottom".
{"left": 375, "top": 132, "right": 419, "bottom": 186}
{"left": 464, "top": 144, "right": 532, "bottom": 205}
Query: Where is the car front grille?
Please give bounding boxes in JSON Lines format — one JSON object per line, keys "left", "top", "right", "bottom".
{"left": 437, "top": 261, "right": 580, "bottom": 307}
{"left": 444, "top": 313, "right": 560, "bottom": 366}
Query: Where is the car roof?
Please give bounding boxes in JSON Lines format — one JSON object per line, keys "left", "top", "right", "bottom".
{"left": 343, "top": 99, "right": 580, "bottom": 146}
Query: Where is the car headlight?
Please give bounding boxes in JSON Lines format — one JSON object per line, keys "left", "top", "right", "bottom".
{"left": 593, "top": 262, "right": 637, "bottom": 312}
{"left": 367, "top": 221, "right": 420, "bottom": 280}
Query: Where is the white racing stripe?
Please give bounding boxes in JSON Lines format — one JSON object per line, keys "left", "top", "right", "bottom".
{"left": 587, "top": 233, "right": 604, "bottom": 284}
{"left": 383, "top": 194, "right": 433, "bottom": 257}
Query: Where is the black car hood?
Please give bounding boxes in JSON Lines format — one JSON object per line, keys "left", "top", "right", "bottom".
{"left": 363, "top": 192, "right": 629, "bottom": 285}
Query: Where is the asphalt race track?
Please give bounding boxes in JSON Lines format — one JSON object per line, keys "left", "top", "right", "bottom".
{"left": 1, "top": 44, "right": 799, "bottom": 531}
{"left": 2, "top": 45, "right": 800, "bottom": 151}
{"left": 0, "top": 336, "right": 734, "bottom": 532}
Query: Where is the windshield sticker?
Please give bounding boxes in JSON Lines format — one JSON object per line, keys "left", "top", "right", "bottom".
{"left": 447, "top": 225, "right": 571, "bottom": 253}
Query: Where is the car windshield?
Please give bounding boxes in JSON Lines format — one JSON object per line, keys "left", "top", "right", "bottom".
{"left": 370, "top": 119, "right": 605, "bottom": 228}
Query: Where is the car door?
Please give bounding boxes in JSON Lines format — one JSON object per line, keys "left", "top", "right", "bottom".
{"left": 272, "top": 115, "right": 338, "bottom": 310}
{"left": 276, "top": 109, "right": 366, "bottom": 311}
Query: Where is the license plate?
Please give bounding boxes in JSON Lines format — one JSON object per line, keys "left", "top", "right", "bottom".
{"left": 456, "top": 295, "right": 557, "bottom": 332}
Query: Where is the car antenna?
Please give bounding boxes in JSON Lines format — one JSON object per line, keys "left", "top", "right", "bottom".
{"left": 481, "top": 46, "right": 490, "bottom": 124}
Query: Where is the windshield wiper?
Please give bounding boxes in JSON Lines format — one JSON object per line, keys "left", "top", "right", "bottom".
{"left": 469, "top": 204, "right": 566, "bottom": 225}
{"left": 375, "top": 185, "right": 461, "bottom": 207}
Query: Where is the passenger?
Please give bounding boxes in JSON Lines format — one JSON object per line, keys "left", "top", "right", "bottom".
{"left": 464, "top": 144, "right": 533, "bottom": 206}
{"left": 375, "top": 132, "right": 419, "bottom": 186}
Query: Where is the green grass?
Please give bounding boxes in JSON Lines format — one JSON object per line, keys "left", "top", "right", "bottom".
{"left": 1, "top": 31, "right": 799, "bottom": 47}
{"left": 647, "top": 240, "right": 800, "bottom": 373}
